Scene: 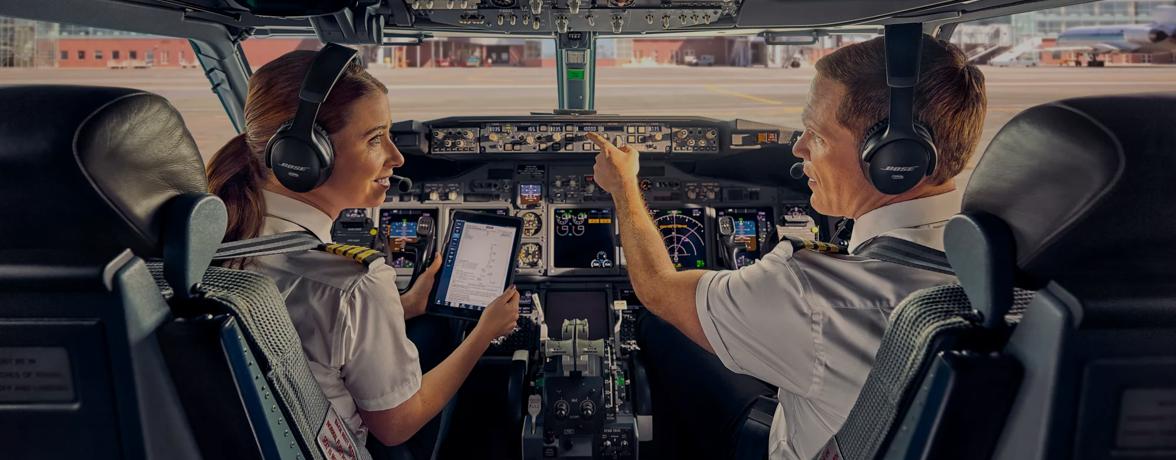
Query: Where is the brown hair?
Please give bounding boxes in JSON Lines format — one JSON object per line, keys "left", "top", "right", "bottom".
{"left": 815, "top": 35, "right": 987, "bottom": 184}
{"left": 206, "top": 50, "right": 387, "bottom": 255}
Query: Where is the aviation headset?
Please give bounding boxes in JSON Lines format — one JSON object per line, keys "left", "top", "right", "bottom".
{"left": 265, "top": 43, "right": 360, "bottom": 193}
{"left": 858, "top": 25, "right": 938, "bottom": 196}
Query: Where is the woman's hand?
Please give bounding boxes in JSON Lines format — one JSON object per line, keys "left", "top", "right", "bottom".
{"left": 400, "top": 254, "right": 441, "bottom": 319}
{"left": 472, "top": 286, "right": 521, "bottom": 343}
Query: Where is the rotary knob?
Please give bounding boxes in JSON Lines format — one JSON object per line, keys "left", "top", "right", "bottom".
{"left": 447, "top": 191, "right": 459, "bottom": 201}
{"left": 427, "top": 190, "right": 440, "bottom": 201}
{"left": 525, "top": 135, "right": 536, "bottom": 145}
{"left": 705, "top": 190, "right": 717, "bottom": 200}
{"left": 554, "top": 400, "right": 570, "bottom": 419}
{"left": 579, "top": 400, "right": 596, "bottom": 418}
{"left": 686, "top": 189, "right": 698, "bottom": 200}
{"left": 488, "top": 132, "right": 500, "bottom": 142}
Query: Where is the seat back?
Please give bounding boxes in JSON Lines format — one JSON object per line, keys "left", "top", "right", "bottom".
{"left": 0, "top": 86, "right": 204, "bottom": 459}
{"left": 0, "top": 85, "right": 358, "bottom": 460}
{"left": 822, "top": 93, "right": 1176, "bottom": 460}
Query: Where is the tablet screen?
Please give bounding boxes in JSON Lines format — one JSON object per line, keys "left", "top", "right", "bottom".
{"left": 432, "top": 216, "right": 519, "bottom": 311}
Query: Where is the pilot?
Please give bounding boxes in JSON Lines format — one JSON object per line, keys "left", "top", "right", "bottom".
{"left": 588, "top": 35, "right": 986, "bottom": 460}
{"left": 205, "top": 50, "right": 520, "bottom": 458}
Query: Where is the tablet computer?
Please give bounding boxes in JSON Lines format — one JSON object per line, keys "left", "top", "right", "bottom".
{"left": 428, "top": 211, "right": 524, "bottom": 321}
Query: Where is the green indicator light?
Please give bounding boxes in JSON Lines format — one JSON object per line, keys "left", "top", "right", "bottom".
{"left": 567, "top": 69, "right": 585, "bottom": 80}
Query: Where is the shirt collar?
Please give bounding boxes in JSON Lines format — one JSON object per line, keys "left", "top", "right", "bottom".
{"left": 847, "top": 188, "right": 963, "bottom": 254}
{"left": 262, "top": 189, "right": 335, "bottom": 243}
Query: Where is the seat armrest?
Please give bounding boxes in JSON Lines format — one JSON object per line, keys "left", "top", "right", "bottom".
{"left": 507, "top": 350, "right": 530, "bottom": 429}
{"left": 734, "top": 395, "right": 777, "bottom": 460}
{"left": 629, "top": 353, "right": 654, "bottom": 441}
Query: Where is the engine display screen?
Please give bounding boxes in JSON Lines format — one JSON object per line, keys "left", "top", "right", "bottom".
{"left": 378, "top": 208, "right": 437, "bottom": 269}
{"left": 552, "top": 208, "right": 615, "bottom": 269}
{"left": 651, "top": 208, "right": 708, "bottom": 269}
{"left": 717, "top": 207, "right": 774, "bottom": 267}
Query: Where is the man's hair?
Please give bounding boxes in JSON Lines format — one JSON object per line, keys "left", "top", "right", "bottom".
{"left": 815, "top": 35, "right": 987, "bottom": 184}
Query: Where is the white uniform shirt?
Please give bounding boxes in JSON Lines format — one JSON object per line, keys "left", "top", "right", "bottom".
{"left": 251, "top": 190, "right": 422, "bottom": 447}
{"left": 695, "top": 190, "right": 962, "bottom": 460}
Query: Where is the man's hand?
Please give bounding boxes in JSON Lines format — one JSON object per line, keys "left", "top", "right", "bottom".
{"left": 587, "top": 132, "right": 640, "bottom": 195}
{"left": 472, "top": 286, "right": 521, "bottom": 343}
{"left": 400, "top": 254, "right": 441, "bottom": 319}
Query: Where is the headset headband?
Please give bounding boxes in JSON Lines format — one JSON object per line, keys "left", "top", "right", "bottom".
{"left": 288, "top": 43, "right": 360, "bottom": 137}
{"left": 883, "top": 23, "right": 922, "bottom": 137}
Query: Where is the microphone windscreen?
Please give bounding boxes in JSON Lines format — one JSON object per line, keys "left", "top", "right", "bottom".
{"left": 391, "top": 174, "right": 413, "bottom": 193}
{"left": 789, "top": 162, "right": 805, "bottom": 180}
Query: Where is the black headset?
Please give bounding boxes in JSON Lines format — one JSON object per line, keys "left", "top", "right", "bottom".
{"left": 859, "top": 25, "right": 938, "bottom": 196}
{"left": 265, "top": 43, "right": 360, "bottom": 193}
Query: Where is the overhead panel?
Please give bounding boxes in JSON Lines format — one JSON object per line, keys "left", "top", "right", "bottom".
{"left": 406, "top": 0, "right": 741, "bottom": 34}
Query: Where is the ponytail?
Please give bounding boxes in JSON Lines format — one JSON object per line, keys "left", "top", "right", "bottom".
{"left": 207, "top": 133, "right": 267, "bottom": 266}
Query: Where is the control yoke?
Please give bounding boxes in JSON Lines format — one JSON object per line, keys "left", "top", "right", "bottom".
{"left": 404, "top": 215, "right": 437, "bottom": 290}
{"left": 717, "top": 215, "right": 750, "bottom": 269}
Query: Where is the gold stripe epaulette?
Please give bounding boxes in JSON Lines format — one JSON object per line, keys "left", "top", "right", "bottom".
{"left": 786, "top": 237, "right": 847, "bottom": 254}
{"left": 319, "top": 243, "right": 385, "bottom": 266}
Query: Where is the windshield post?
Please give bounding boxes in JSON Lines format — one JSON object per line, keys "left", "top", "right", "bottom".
{"left": 555, "top": 32, "right": 596, "bottom": 111}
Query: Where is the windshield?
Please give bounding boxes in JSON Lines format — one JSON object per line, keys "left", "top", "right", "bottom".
{"left": 3, "top": 0, "right": 1174, "bottom": 164}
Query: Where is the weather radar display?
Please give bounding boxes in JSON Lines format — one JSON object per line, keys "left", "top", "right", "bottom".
{"left": 650, "top": 208, "right": 707, "bottom": 269}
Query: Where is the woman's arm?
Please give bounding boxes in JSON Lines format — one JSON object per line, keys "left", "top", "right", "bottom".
{"left": 399, "top": 255, "right": 441, "bottom": 319}
{"left": 359, "top": 287, "right": 520, "bottom": 446}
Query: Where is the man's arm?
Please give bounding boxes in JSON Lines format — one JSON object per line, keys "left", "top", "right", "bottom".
{"left": 588, "top": 133, "right": 712, "bottom": 353}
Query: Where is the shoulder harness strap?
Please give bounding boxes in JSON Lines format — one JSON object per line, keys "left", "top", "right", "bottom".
{"left": 785, "top": 236, "right": 848, "bottom": 255}
{"left": 212, "top": 231, "right": 384, "bottom": 267}
{"left": 855, "top": 235, "right": 954, "bottom": 275}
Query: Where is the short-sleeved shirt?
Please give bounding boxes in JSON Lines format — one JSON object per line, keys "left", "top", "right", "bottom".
{"left": 695, "top": 190, "right": 962, "bottom": 460}
{"left": 250, "top": 190, "right": 422, "bottom": 447}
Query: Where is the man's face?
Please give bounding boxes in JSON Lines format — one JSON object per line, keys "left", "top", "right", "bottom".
{"left": 794, "top": 77, "right": 880, "bottom": 219}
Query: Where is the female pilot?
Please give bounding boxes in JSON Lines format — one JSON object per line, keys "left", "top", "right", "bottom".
{"left": 206, "top": 50, "right": 520, "bottom": 456}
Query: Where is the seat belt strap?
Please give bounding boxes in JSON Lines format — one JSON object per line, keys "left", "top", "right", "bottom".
{"left": 212, "top": 231, "right": 323, "bottom": 260}
{"left": 855, "top": 236, "right": 954, "bottom": 275}
{"left": 213, "top": 231, "right": 386, "bottom": 267}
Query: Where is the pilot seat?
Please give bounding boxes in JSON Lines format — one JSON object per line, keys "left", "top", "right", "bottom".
{"left": 0, "top": 85, "right": 363, "bottom": 460}
{"left": 822, "top": 93, "right": 1176, "bottom": 459}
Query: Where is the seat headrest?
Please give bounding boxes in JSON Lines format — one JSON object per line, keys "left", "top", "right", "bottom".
{"left": 0, "top": 85, "right": 209, "bottom": 259}
{"left": 963, "top": 93, "right": 1176, "bottom": 285}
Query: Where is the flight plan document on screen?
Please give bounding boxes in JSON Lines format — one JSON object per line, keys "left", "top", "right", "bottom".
{"left": 440, "top": 220, "right": 516, "bottom": 309}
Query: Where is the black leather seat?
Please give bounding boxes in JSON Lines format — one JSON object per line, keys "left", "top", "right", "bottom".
{"left": 0, "top": 85, "right": 359, "bottom": 460}
{"left": 821, "top": 93, "right": 1176, "bottom": 460}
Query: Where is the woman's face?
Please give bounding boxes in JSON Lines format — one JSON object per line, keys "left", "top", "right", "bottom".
{"left": 316, "top": 92, "right": 404, "bottom": 212}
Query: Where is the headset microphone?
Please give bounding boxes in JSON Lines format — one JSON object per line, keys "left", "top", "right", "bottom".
{"left": 390, "top": 174, "right": 413, "bottom": 193}
{"left": 790, "top": 162, "right": 806, "bottom": 180}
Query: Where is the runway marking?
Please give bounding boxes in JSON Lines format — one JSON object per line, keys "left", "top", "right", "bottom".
{"left": 703, "top": 84, "right": 784, "bottom": 105}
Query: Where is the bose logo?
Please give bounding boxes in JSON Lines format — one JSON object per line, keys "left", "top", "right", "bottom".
{"left": 279, "top": 162, "right": 310, "bottom": 172}
{"left": 881, "top": 165, "right": 919, "bottom": 172}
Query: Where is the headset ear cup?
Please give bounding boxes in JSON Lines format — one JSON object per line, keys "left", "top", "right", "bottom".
{"left": 859, "top": 119, "right": 891, "bottom": 183}
{"left": 912, "top": 122, "right": 937, "bottom": 176}
{"left": 309, "top": 123, "right": 334, "bottom": 188}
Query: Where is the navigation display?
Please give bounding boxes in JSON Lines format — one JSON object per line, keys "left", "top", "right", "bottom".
{"left": 378, "top": 208, "right": 438, "bottom": 269}
{"left": 552, "top": 208, "right": 615, "bottom": 269}
{"left": 430, "top": 212, "right": 522, "bottom": 318}
{"left": 651, "top": 208, "right": 708, "bottom": 269}
{"left": 717, "top": 207, "right": 774, "bottom": 267}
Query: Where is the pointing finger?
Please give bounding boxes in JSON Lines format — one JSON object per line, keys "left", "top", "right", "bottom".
{"left": 586, "top": 132, "right": 616, "bottom": 151}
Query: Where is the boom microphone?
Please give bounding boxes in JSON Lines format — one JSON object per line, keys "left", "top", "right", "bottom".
{"left": 789, "top": 162, "right": 806, "bottom": 180}
{"left": 391, "top": 174, "right": 413, "bottom": 193}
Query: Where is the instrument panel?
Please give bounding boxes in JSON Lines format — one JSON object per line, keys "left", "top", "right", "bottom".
{"left": 333, "top": 160, "right": 815, "bottom": 279}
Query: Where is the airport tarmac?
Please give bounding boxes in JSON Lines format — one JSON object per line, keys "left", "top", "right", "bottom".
{"left": 2, "top": 65, "right": 1173, "bottom": 164}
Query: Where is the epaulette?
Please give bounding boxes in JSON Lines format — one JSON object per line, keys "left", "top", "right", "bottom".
{"left": 318, "top": 243, "right": 385, "bottom": 267}
{"left": 785, "top": 237, "right": 847, "bottom": 255}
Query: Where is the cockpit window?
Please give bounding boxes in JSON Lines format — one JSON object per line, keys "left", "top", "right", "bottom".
{"left": 0, "top": 17, "right": 236, "bottom": 161}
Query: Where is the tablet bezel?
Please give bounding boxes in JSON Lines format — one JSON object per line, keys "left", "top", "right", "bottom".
{"left": 427, "top": 210, "right": 523, "bottom": 321}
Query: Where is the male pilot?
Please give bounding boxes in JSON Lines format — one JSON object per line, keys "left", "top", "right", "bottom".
{"left": 586, "top": 34, "right": 986, "bottom": 460}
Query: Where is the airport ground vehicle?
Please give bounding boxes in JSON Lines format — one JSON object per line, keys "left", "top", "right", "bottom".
{"left": 1, "top": 0, "right": 1174, "bottom": 459}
